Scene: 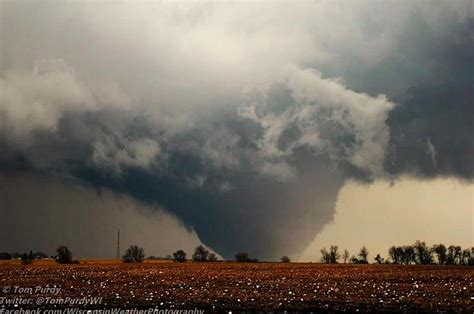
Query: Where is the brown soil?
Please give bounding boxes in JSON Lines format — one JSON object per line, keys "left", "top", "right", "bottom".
{"left": 0, "top": 260, "right": 472, "bottom": 311}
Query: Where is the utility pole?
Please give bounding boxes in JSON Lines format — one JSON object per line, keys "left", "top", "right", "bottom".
{"left": 116, "top": 228, "right": 120, "bottom": 260}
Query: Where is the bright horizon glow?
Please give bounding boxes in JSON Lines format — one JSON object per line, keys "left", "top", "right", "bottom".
{"left": 299, "top": 177, "right": 473, "bottom": 262}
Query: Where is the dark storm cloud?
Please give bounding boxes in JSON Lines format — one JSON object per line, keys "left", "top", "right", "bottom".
{"left": 385, "top": 18, "right": 474, "bottom": 179}
{"left": 0, "top": 1, "right": 472, "bottom": 259}
{"left": 0, "top": 172, "right": 201, "bottom": 258}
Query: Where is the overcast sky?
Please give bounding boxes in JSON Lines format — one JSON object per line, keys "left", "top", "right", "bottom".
{"left": 0, "top": 0, "right": 472, "bottom": 260}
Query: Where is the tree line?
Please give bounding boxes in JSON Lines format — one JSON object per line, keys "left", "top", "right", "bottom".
{"left": 1, "top": 241, "right": 472, "bottom": 265}
{"left": 0, "top": 246, "right": 76, "bottom": 265}
{"left": 319, "top": 241, "right": 474, "bottom": 265}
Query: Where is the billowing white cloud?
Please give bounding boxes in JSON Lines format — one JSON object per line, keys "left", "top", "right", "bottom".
{"left": 239, "top": 66, "right": 394, "bottom": 179}
{"left": 0, "top": 60, "right": 94, "bottom": 141}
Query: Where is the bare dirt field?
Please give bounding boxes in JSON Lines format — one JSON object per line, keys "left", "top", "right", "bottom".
{"left": 0, "top": 260, "right": 473, "bottom": 311}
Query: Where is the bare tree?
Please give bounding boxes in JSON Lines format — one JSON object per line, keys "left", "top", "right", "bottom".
{"left": 374, "top": 254, "right": 384, "bottom": 264}
{"left": 342, "top": 249, "right": 349, "bottom": 264}
{"left": 358, "top": 246, "right": 369, "bottom": 263}
{"left": 56, "top": 246, "right": 73, "bottom": 264}
{"left": 432, "top": 244, "right": 447, "bottom": 264}
{"left": 389, "top": 246, "right": 402, "bottom": 264}
{"left": 413, "top": 241, "right": 433, "bottom": 264}
{"left": 446, "top": 245, "right": 456, "bottom": 265}
{"left": 192, "top": 245, "right": 210, "bottom": 262}
{"left": 122, "top": 245, "right": 145, "bottom": 263}
{"left": 172, "top": 250, "right": 186, "bottom": 263}
{"left": 208, "top": 253, "right": 218, "bottom": 262}
{"left": 461, "top": 249, "right": 471, "bottom": 265}
{"left": 320, "top": 247, "right": 331, "bottom": 263}
{"left": 401, "top": 245, "right": 416, "bottom": 264}
{"left": 454, "top": 246, "right": 462, "bottom": 264}
{"left": 329, "top": 245, "right": 340, "bottom": 263}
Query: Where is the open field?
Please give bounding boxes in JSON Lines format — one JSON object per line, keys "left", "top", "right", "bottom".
{"left": 0, "top": 260, "right": 473, "bottom": 311}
